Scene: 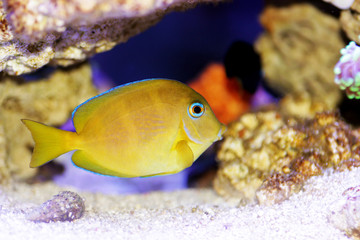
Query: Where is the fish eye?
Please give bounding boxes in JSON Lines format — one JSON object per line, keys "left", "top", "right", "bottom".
{"left": 188, "top": 102, "right": 205, "bottom": 118}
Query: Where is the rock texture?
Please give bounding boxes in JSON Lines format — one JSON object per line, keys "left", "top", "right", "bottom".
{"left": 340, "top": 0, "right": 360, "bottom": 44}
{"left": 0, "top": 63, "right": 97, "bottom": 181}
{"left": 255, "top": 3, "right": 344, "bottom": 109}
{"left": 0, "top": 0, "right": 222, "bottom": 75}
{"left": 214, "top": 110, "right": 360, "bottom": 205}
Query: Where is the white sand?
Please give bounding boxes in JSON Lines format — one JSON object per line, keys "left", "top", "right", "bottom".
{"left": 1, "top": 168, "right": 359, "bottom": 240}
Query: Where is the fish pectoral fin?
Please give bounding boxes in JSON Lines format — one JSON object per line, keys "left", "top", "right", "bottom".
{"left": 175, "top": 140, "right": 194, "bottom": 169}
{"left": 141, "top": 140, "right": 194, "bottom": 178}
{"left": 71, "top": 150, "right": 135, "bottom": 178}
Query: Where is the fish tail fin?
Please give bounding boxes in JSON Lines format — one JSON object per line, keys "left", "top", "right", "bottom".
{"left": 22, "top": 119, "right": 78, "bottom": 168}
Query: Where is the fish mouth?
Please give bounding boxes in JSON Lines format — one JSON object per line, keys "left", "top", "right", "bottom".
{"left": 216, "top": 124, "right": 227, "bottom": 141}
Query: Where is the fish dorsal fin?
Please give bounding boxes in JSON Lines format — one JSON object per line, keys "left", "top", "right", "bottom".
{"left": 72, "top": 79, "right": 153, "bottom": 133}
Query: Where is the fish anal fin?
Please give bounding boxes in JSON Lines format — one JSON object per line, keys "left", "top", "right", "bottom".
{"left": 140, "top": 169, "right": 180, "bottom": 178}
{"left": 71, "top": 150, "right": 135, "bottom": 178}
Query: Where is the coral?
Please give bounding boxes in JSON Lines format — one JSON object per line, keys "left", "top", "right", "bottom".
{"left": 0, "top": 0, "right": 222, "bottom": 75}
{"left": 329, "top": 185, "right": 360, "bottom": 239}
{"left": 0, "top": 63, "right": 97, "bottom": 181}
{"left": 255, "top": 4, "right": 343, "bottom": 109}
{"left": 26, "top": 191, "right": 85, "bottom": 223}
{"left": 323, "top": 0, "right": 355, "bottom": 9}
{"left": 334, "top": 41, "right": 360, "bottom": 99}
{"left": 278, "top": 93, "right": 330, "bottom": 118}
{"left": 214, "top": 110, "right": 360, "bottom": 205}
{"left": 188, "top": 63, "right": 251, "bottom": 124}
{"left": 340, "top": 0, "right": 360, "bottom": 43}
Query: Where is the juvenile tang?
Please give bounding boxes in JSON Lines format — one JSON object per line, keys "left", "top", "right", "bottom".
{"left": 22, "top": 79, "right": 226, "bottom": 177}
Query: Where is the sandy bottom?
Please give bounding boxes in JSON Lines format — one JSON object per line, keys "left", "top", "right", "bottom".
{"left": 1, "top": 168, "right": 359, "bottom": 240}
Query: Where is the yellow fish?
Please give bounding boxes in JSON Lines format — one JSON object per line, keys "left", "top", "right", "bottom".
{"left": 22, "top": 79, "right": 226, "bottom": 177}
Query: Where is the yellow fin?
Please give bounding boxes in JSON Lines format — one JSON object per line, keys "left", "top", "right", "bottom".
{"left": 71, "top": 150, "right": 136, "bottom": 178}
{"left": 175, "top": 140, "right": 194, "bottom": 170}
{"left": 143, "top": 140, "right": 194, "bottom": 178}
{"left": 142, "top": 140, "right": 194, "bottom": 177}
{"left": 22, "top": 119, "right": 77, "bottom": 168}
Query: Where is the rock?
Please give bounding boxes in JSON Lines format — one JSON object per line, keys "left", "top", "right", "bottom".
{"left": 0, "top": 63, "right": 97, "bottom": 181}
{"left": 214, "top": 110, "right": 360, "bottom": 205}
{"left": 255, "top": 4, "right": 343, "bottom": 109}
{"left": 0, "top": 0, "right": 223, "bottom": 75}
{"left": 340, "top": 0, "right": 360, "bottom": 43}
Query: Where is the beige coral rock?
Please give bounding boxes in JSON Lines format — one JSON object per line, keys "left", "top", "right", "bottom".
{"left": 0, "top": 115, "right": 10, "bottom": 182}
{"left": 0, "top": 63, "right": 97, "bottom": 181}
{"left": 278, "top": 93, "right": 330, "bottom": 118}
{"left": 0, "top": 0, "right": 222, "bottom": 75}
{"left": 255, "top": 4, "right": 344, "bottom": 109}
{"left": 340, "top": 0, "right": 360, "bottom": 43}
{"left": 214, "top": 110, "right": 360, "bottom": 205}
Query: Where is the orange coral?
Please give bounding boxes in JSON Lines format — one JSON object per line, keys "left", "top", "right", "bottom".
{"left": 188, "top": 63, "right": 251, "bottom": 124}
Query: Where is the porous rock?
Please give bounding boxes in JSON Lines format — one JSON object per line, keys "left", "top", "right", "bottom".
{"left": 214, "top": 110, "right": 360, "bottom": 205}
{"left": 0, "top": 63, "right": 97, "bottom": 181}
{"left": 340, "top": 0, "right": 360, "bottom": 43}
{"left": 0, "top": 0, "right": 222, "bottom": 75}
{"left": 255, "top": 4, "right": 343, "bottom": 109}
